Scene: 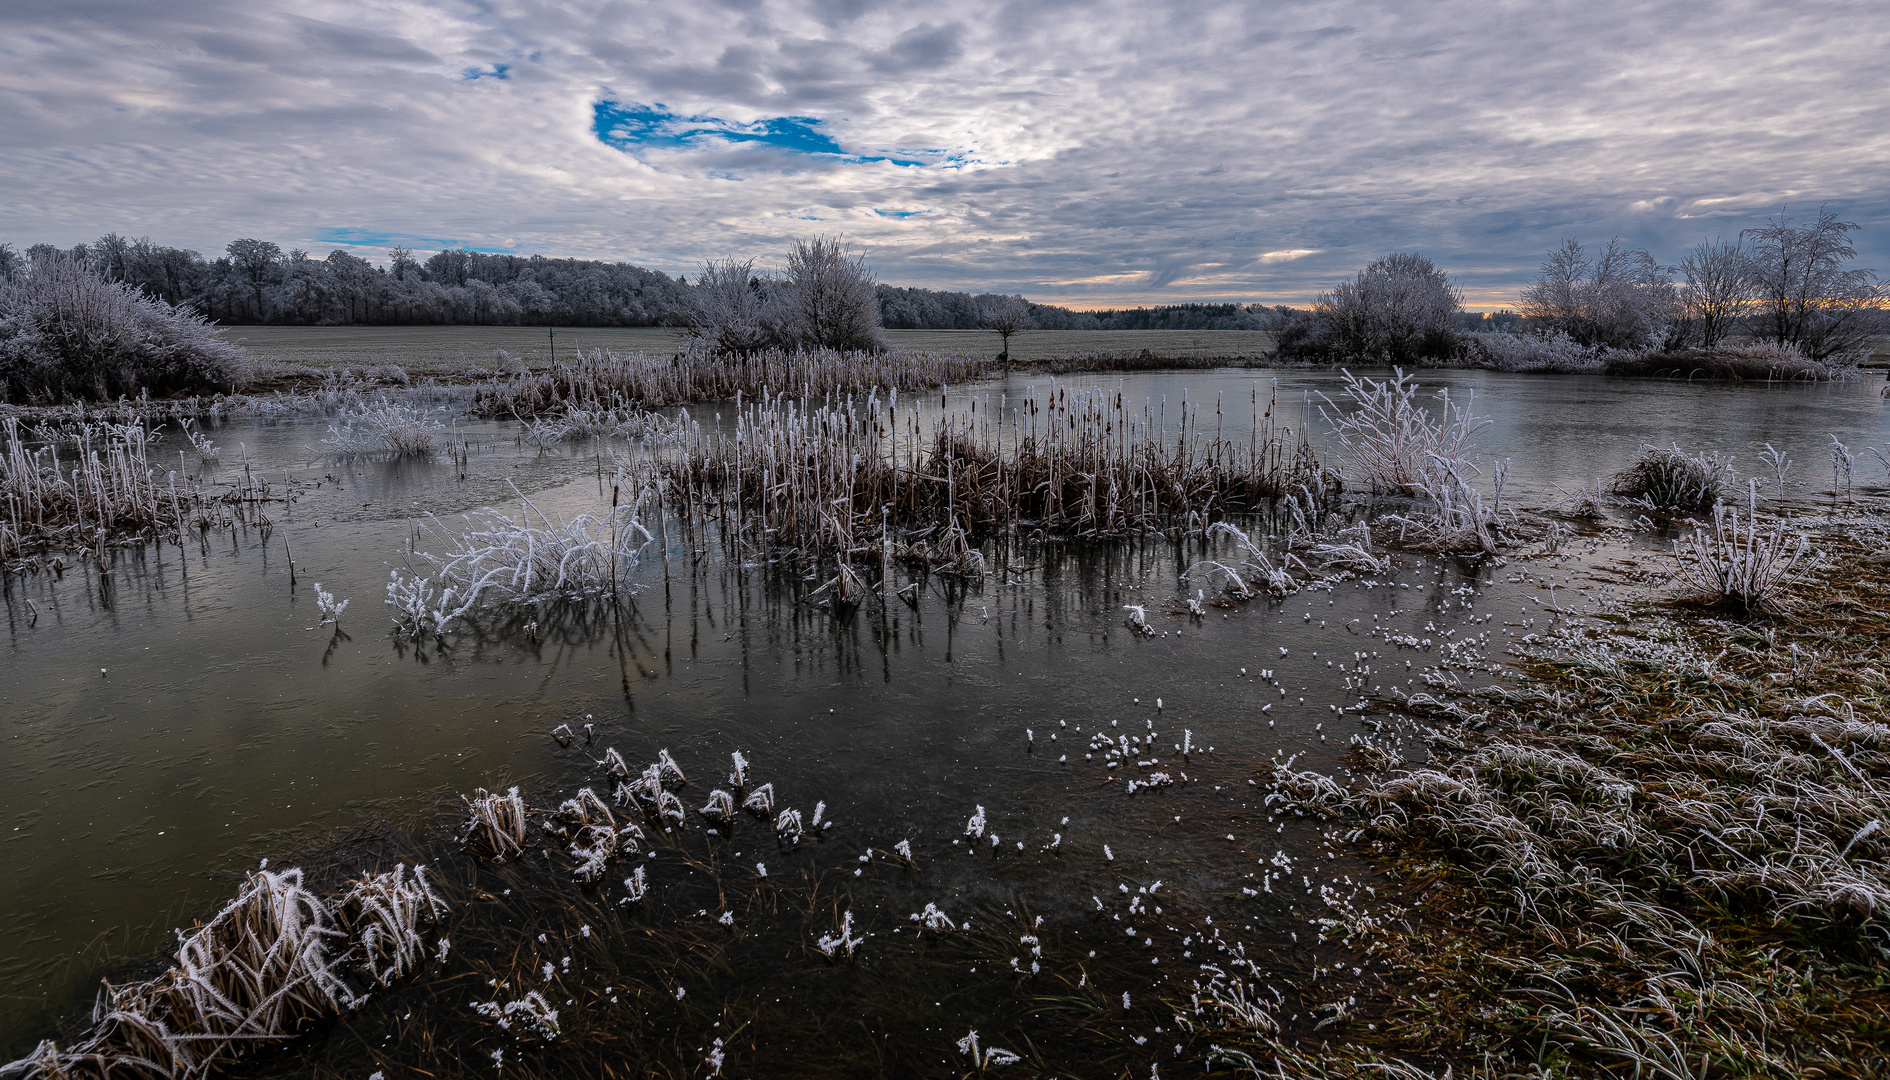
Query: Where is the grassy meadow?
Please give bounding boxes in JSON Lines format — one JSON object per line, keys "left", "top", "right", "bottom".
{"left": 226, "top": 325, "right": 1282, "bottom": 375}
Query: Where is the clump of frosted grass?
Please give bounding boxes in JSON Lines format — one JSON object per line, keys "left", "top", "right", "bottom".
{"left": 470, "top": 989, "right": 561, "bottom": 1040}
{"left": 321, "top": 399, "right": 448, "bottom": 459}
{"left": 336, "top": 863, "right": 447, "bottom": 987}
{"left": 459, "top": 786, "right": 528, "bottom": 861}
{"left": 1610, "top": 444, "right": 1735, "bottom": 511}
{"left": 7, "top": 867, "right": 362, "bottom": 1079}
{"left": 911, "top": 903, "right": 957, "bottom": 931}
{"left": 955, "top": 1030, "right": 1021, "bottom": 1069}
{"left": 815, "top": 909, "right": 864, "bottom": 958}
{"left": 387, "top": 482, "right": 653, "bottom": 635}
{"left": 741, "top": 783, "right": 775, "bottom": 816}
{"left": 700, "top": 789, "right": 735, "bottom": 822}
{"left": 775, "top": 807, "right": 804, "bottom": 843}
{"left": 1673, "top": 482, "right": 1807, "bottom": 614}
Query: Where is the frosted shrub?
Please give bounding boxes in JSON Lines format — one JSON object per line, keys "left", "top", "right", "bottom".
{"left": 388, "top": 482, "right": 653, "bottom": 635}
{"left": 1611, "top": 444, "right": 1734, "bottom": 511}
{"left": 0, "top": 253, "right": 248, "bottom": 403}
{"left": 1466, "top": 331, "right": 1603, "bottom": 373}
{"left": 1318, "top": 368, "right": 1487, "bottom": 496}
{"left": 322, "top": 400, "right": 446, "bottom": 459}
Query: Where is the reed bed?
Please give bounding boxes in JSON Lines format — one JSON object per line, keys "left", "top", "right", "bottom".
{"left": 0, "top": 417, "right": 217, "bottom": 558}
{"left": 471, "top": 345, "right": 991, "bottom": 421}
{"left": 651, "top": 382, "right": 1339, "bottom": 568}
{"left": 1262, "top": 531, "right": 1890, "bottom": 1077}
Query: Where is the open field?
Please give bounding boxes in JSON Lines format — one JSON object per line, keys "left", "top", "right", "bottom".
{"left": 225, "top": 325, "right": 1281, "bottom": 374}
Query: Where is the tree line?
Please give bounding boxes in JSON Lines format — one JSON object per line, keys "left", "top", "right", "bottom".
{"left": 1278, "top": 208, "right": 1886, "bottom": 365}
{"left": 0, "top": 233, "right": 1308, "bottom": 334}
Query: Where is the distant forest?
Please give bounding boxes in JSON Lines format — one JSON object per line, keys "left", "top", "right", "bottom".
{"left": 0, "top": 234, "right": 1376, "bottom": 333}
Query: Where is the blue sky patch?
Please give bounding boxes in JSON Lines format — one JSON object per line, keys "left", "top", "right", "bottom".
{"left": 874, "top": 209, "right": 930, "bottom": 218}
{"left": 592, "top": 101, "right": 927, "bottom": 166}
{"left": 314, "top": 228, "right": 515, "bottom": 253}
{"left": 462, "top": 64, "right": 509, "bottom": 80}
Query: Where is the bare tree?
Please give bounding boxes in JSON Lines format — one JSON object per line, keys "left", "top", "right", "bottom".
{"left": 766, "top": 236, "right": 884, "bottom": 353}
{"left": 979, "top": 294, "right": 1031, "bottom": 364}
{"left": 1742, "top": 207, "right": 1885, "bottom": 362}
{"left": 1519, "top": 238, "right": 1673, "bottom": 350}
{"left": 687, "top": 257, "right": 771, "bottom": 356}
{"left": 1311, "top": 252, "right": 1463, "bottom": 363}
{"left": 1675, "top": 237, "right": 1756, "bottom": 351}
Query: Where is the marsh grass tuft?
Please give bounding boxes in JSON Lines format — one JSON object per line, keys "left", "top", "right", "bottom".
{"left": 1610, "top": 443, "right": 1735, "bottom": 511}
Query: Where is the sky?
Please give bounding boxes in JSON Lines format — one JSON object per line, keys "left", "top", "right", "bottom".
{"left": 2, "top": 0, "right": 1887, "bottom": 309}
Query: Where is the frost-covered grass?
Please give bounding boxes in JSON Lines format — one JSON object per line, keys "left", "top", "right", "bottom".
{"left": 321, "top": 399, "right": 451, "bottom": 459}
{"left": 387, "top": 483, "right": 652, "bottom": 637}
{"left": 1610, "top": 443, "right": 1735, "bottom": 511}
{"left": 1250, "top": 530, "right": 1890, "bottom": 1078}
{"left": 5, "top": 864, "right": 446, "bottom": 1079}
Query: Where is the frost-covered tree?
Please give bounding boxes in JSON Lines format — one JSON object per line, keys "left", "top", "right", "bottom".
{"left": 1519, "top": 238, "right": 1674, "bottom": 351}
{"left": 687, "top": 257, "right": 771, "bottom": 356}
{"left": 1297, "top": 252, "right": 1463, "bottom": 363}
{"left": 1742, "top": 208, "right": 1885, "bottom": 362}
{"left": 1675, "top": 238, "right": 1757, "bottom": 351}
{"left": 979, "top": 294, "right": 1031, "bottom": 362}
{"left": 766, "top": 237, "right": 885, "bottom": 353}
{"left": 0, "top": 254, "right": 248, "bottom": 402}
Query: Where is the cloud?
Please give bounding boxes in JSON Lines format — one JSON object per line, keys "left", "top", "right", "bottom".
{"left": 0, "top": 0, "right": 1885, "bottom": 306}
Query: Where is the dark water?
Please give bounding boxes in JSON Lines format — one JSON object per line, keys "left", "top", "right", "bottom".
{"left": 3, "top": 367, "right": 1887, "bottom": 1062}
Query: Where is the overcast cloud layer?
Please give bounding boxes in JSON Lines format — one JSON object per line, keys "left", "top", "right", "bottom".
{"left": 3, "top": 0, "right": 1887, "bottom": 307}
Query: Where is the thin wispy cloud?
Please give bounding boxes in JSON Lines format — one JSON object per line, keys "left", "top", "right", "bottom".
{"left": 1, "top": 0, "right": 1885, "bottom": 306}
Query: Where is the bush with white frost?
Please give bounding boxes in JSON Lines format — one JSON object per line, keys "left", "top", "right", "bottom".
{"left": 0, "top": 253, "right": 248, "bottom": 402}
{"left": 1281, "top": 253, "right": 1463, "bottom": 364}
{"left": 1464, "top": 330, "right": 1602, "bottom": 373}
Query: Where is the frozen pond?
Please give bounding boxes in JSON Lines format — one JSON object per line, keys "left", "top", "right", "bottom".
{"left": 4, "top": 366, "right": 1888, "bottom": 1067}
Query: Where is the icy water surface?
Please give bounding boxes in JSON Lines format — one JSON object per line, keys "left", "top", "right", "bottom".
{"left": 4, "top": 368, "right": 1889, "bottom": 1061}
